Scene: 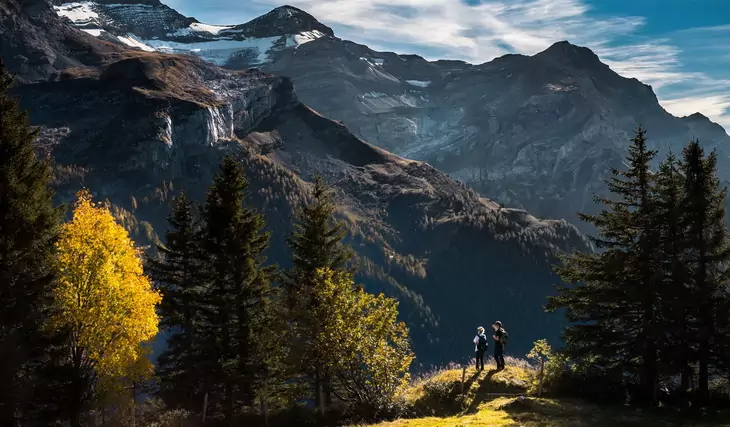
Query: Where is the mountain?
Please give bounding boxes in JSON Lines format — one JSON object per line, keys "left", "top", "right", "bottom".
{"left": 1, "top": 0, "right": 590, "bottom": 368}
{"left": 47, "top": 1, "right": 730, "bottom": 231}
{"left": 51, "top": 1, "right": 333, "bottom": 67}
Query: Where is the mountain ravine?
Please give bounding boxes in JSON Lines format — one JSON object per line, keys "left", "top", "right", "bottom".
{"left": 47, "top": 0, "right": 730, "bottom": 232}
{"left": 1, "top": 0, "right": 591, "bottom": 368}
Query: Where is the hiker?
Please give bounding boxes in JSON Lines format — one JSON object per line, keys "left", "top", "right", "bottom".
{"left": 473, "top": 326, "right": 488, "bottom": 371}
{"left": 492, "top": 321, "right": 507, "bottom": 370}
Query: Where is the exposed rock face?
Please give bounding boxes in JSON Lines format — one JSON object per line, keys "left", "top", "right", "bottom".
{"left": 2, "top": 1, "right": 590, "bottom": 366}
{"left": 50, "top": 2, "right": 730, "bottom": 231}
{"left": 0, "top": 0, "right": 122, "bottom": 82}
{"left": 261, "top": 38, "right": 730, "bottom": 228}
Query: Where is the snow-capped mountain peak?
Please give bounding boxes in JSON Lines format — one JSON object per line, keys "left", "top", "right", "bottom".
{"left": 243, "top": 5, "right": 334, "bottom": 38}
{"left": 52, "top": 1, "right": 332, "bottom": 67}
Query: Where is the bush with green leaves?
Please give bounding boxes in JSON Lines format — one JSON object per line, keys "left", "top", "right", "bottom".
{"left": 526, "top": 339, "right": 567, "bottom": 396}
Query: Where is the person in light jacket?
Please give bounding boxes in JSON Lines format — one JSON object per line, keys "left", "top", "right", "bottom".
{"left": 473, "top": 326, "right": 488, "bottom": 371}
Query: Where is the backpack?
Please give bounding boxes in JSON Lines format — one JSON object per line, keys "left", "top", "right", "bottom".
{"left": 477, "top": 334, "right": 488, "bottom": 351}
{"left": 500, "top": 329, "right": 509, "bottom": 345}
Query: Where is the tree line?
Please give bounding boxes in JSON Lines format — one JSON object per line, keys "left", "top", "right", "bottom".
{"left": 549, "top": 126, "right": 730, "bottom": 407}
{"left": 0, "top": 60, "right": 412, "bottom": 426}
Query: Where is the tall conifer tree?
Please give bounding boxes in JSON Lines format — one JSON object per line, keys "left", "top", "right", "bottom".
{"left": 653, "top": 152, "right": 692, "bottom": 395}
{"left": 284, "top": 173, "right": 354, "bottom": 410}
{"left": 548, "top": 126, "right": 662, "bottom": 404}
{"left": 680, "top": 141, "right": 730, "bottom": 404}
{"left": 198, "top": 155, "right": 275, "bottom": 423}
{"left": 146, "top": 193, "right": 204, "bottom": 410}
{"left": 0, "top": 59, "right": 63, "bottom": 425}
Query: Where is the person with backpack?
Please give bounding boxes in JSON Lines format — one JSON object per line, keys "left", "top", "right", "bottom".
{"left": 473, "top": 326, "right": 488, "bottom": 371}
{"left": 492, "top": 321, "right": 508, "bottom": 370}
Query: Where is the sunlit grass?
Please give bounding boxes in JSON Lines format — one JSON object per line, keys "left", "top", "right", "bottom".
{"left": 357, "top": 358, "right": 730, "bottom": 427}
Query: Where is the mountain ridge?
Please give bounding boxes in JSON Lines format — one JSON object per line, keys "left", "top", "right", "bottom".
{"left": 1, "top": 0, "right": 590, "bottom": 367}
{"left": 52, "top": 1, "right": 725, "bottom": 133}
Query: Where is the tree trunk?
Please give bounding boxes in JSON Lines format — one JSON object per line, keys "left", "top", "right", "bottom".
{"left": 643, "top": 345, "right": 658, "bottom": 405}
{"left": 0, "top": 402, "right": 16, "bottom": 427}
{"left": 226, "top": 381, "right": 235, "bottom": 427}
{"left": 70, "top": 412, "right": 81, "bottom": 427}
{"left": 260, "top": 390, "right": 268, "bottom": 426}
{"left": 69, "top": 349, "right": 85, "bottom": 427}
{"left": 698, "top": 339, "right": 710, "bottom": 405}
{"left": 202, "top": 392, "right": 208, "bottom": 423}
{"left": 461, "top": 366, "right": 467, "bottom": 396}
{"left": 131, "top": 385, "right": 137, "bottom": 427}
{"left": 323, "top": 373, "right": 333, "bottom": 406}
{"left": 315, "top": 374, "right": 324, "bottom": 417}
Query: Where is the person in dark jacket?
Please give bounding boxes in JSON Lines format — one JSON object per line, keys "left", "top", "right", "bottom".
{"left": 492, "top": 321, "right": 506, "bottom": 370}
{"left": 473, "top": 326, "right": 488, "bottom": 371}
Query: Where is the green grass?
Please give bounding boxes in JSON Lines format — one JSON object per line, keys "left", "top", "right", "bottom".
{"left": 357, "top": 359, "right": 730, "bottom": 427}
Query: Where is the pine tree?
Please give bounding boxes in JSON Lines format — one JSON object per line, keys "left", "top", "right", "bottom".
{"left": 680, "top": 141, "right": 730, "bottom": 405}
{"left": 547, "top": 126, "right": 662, "bottom": 404}
{"left": 198, "top": 155, "right": 276, "bottom": 423}
{"left": 146, "top": 193, "right": 204, "bottom": 411}
{"left": 284, "top": 173, "right": 354, "bottom": 410}
{"left": 285, "top": 174, "right": 354, "bottom": 296}
{"left": 0, "top": 59, "right": 63, "bottom": 425}
{"left": 653, "top": 152, "right": 692, "bottom": 396}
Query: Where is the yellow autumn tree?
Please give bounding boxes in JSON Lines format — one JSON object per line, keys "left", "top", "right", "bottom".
{"left": 51, "top": 189, "right": 161, "bottom": 424}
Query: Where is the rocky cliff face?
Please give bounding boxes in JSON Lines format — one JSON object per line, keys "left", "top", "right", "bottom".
{"left": 49, "top": 1, "right": 730, "bottom": 231}
{"left": 262, "top": 37, "right": 730, "bottom": 228}
{"left": 2, "top": 1, "right": 590, "bottom": 367}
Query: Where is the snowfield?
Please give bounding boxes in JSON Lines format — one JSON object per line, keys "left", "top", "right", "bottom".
{"left": 53, "top": 2, "right": 99, "bottom": 26}
{"left": 117, "top": 35, "right": 156, "bottom": 52}
{"left": 112, "top": 32, "right": 325, "bottom": 65}
{"left": 52, "top": 2, "right": 328, "bottom": 66}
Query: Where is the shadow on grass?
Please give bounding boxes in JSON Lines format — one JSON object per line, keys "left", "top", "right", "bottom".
{"left": 464, "top": 368, "right": 499, "bottom": 414}
{"left": 497, "top": 397, "right": 730, "bottom": 427}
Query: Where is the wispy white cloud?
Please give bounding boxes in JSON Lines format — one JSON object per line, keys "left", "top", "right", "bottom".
{"left": 169, "top": 0, "right": 730, "bottom": 131}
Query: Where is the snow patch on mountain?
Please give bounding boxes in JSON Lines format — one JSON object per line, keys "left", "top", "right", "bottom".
{"left": 169, "top": 22, "right": 235, "bottom": 37}
{"left": 117, "top": 35, "right": 155, "bottom": 52}
{"left": 140, "top": 35, "right": 280, "bottom": 64}
{"left": 360, "top": 57, "right": 384, "bottom": 66}
{"left": 54, "top": 2, "right": 99, "bottom": 26}
{"left": 357, "top": 92, "right": 424, "bottom": 114}
{"left": 289, "top": 30, "right": 327, "bottom": 47}
{"left": 82, "top": 28, "right": 105, "bottom": 36}
{"left": 406, "top": 80, "right": 430, "bottom": 88}
{"left": 191, "top": 22, "right": 234, "bottom": 35}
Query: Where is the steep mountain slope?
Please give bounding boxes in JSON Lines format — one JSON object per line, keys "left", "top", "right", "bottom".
{"left": 2, "top": 0, "right": 589, "bottom": 367}
{"left": 51, "top": 1, "right": 730, "bottom": 230}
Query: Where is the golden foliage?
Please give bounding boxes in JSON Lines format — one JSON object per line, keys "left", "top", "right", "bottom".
{"left": 51, "top": 189, "right": 161, "bottom": 381}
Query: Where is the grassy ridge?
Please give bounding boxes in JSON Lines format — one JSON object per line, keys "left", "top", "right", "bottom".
{"left": 359, "top": 359, "right": 730, "bottom": 427}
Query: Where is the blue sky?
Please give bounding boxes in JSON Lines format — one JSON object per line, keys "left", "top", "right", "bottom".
{"left": 161, "top": 0, "right": 730, "bottom": 131}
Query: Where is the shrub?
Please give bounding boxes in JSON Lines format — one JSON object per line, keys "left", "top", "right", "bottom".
{"left": 526, "top": 339, "right": 567, "bottom": 397}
